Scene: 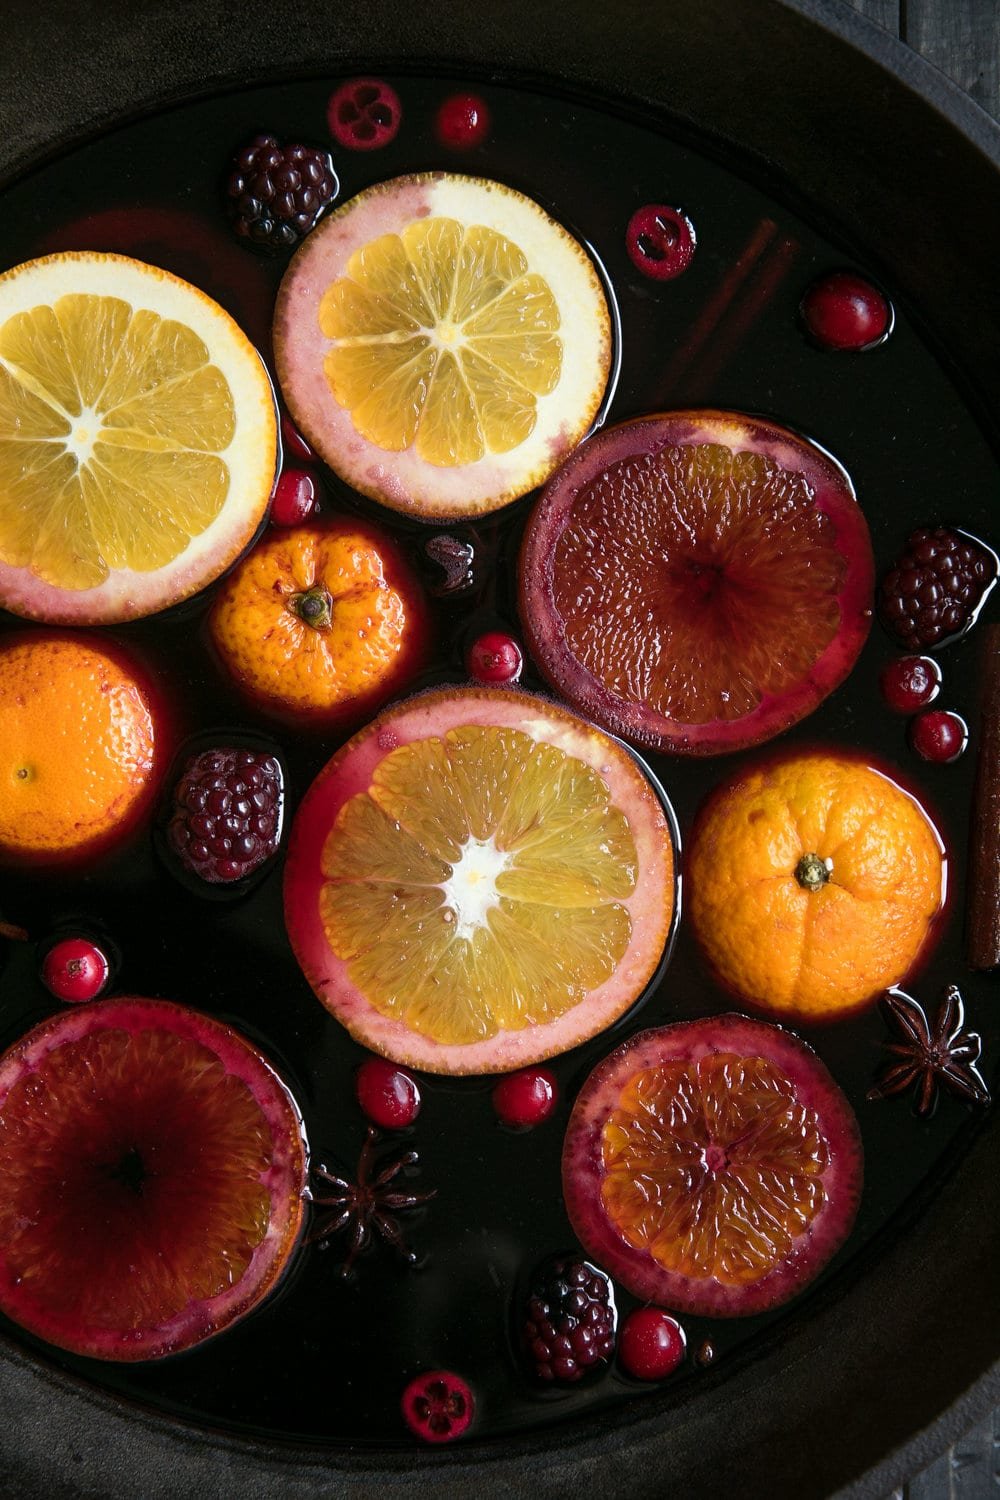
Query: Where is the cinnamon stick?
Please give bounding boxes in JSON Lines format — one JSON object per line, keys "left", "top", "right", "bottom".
{"left": 967, "top": 623, "right": 1000, "bottom": 968}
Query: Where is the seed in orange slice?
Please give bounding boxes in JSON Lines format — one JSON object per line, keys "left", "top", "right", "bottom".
{"left": 0, "top": 996, "right": 307, "bottom": 1360}
{"left": 686, "top": 751, "right": 945, "bottom": 1019}
{"left": 0, "top": 632, "right": 157, "bottom": 862}
{"left": 0, "top": 252, "right": 277, "bottom": 624}
{"left": 519, "top": 409, "right": 874, "bottom": 755}
{"left": 208, "top": 518, "right": 428, "bottom": 723}
{"left": 284, "top": 686, "right": 676, "bottom": 1074}
{"left": 273, "top": 173, "right": 612, "bottom": 521}
{"left": 563, "top": 1015, "right": 863, "bottom": 1317}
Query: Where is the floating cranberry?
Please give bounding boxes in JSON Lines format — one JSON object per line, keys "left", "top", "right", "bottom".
{"left": 800, "top": 271, "right": 892, "bottom": 351}
{"left": 280, "top": 413, "right": 316, "bottom": 463}
{"left": 41, "top": 937, "right": 109, "bottom": 1004}
{"left": 270, "top": 470, "right": 318, "bottom": 528}
{"left": 625, "top": 205, "right": 696, "bottom": 281}
{"left": 356, "top": 1057, "right": 422, "bottom": 1129}
{"left": 466, "top": 631, "right": 523, "bottom": 684}
{"left": 492, "top": 1067, "right": 557, "bottom": 1129}
{"left": 879, "top": 526, "right": 998, "bottom": 651}
{"left": 224, "top": 134, "right": 338, "bottom": 253}
{"left": 618, "top": 1307, "right": 686, "bottom": 1381}
{"left": 401, "top": 1370, "right": 475, "bottom": 1443}
{"left": 328, "top": 78, "right": 402, "bottom": 151}
{"left": 436, "top": 93, "right": 491, "bottom": 150}
{"left": 910, "top": 709, "right": 968, "bottom": 764}
{"left": 879, "top": 655, "right": 942, "bottom": 714}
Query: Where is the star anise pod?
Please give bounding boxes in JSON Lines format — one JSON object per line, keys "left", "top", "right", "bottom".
{"left": 307, "top": 1126, "right": 436, "bottom": 1277}
{"left": 868, "top": 986, "right": 990, "bottom": 1118}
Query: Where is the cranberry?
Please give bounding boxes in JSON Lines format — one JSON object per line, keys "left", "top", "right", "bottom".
{"left": 625, "top": 205, "right": 696, "bottom": 281}
{"left": 356, "top": 1057, "right": 421, "bottom": 1129}
{"left": 401, "top": 1370, "right": 474, "bottom": 1443}
{"left": 328, "top": 78, "right": 402, "bottom": 151}
{"left": 618, "top": 1307, "right": 686, "bottom": 1381}
{"left": 879, "top": 655, "right": 942, "bottom": 714}
{"left": 466, "top": 631, "right": 523, "bottom": 684}
{"left": 270, "top": 469, "right": 317, "bottom": 527}
{"left": 909, "top": 709, "right": 968, "bottom": 763}
{"left": 280, "top": 413, "right": 316, "bottom": 463}
{"left": 800, "top": 271, "right": 892, "bottom": 351}
{"left": 436, "top": 93, "right": 491, "bottom": 150}
{"left": 41, "top": 938, "right": 109, "bottom": 1003}
{"left": 492, "top": 1067, "right": 557, "bottom": 1129}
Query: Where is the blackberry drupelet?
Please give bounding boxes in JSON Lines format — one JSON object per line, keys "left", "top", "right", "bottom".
{"left": 225, "top": 134, "right": 338, "bottom": 253}
{"left": 879, "top": 526, "right": 997, "bottom": 650}
{"left": 522, "top": 1255, "right": 616, "bottom": 1382}
{"left": 168, "top": 748, "right": 283, "bottom": 883}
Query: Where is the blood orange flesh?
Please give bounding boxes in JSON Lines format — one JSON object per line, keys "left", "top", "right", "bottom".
{"left": 520, "top": 410, "right": 874, "bottom": 755}
{"left": 562, "top": 1015, "right": 862, "bottom": 1316}
{"left": 0, "top": 997, "right": 307, "bottom": 1361}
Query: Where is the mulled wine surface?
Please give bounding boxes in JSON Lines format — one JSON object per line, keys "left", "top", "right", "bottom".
{"left": 0, "top": 72, "right": 997, "bottom": 1447}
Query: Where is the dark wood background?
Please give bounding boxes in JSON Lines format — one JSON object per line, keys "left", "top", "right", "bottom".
{"left": 842, "top": 5, "right": 999, "bottom": 1496}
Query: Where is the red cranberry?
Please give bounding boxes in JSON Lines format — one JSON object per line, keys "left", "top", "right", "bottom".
{"left": 270, "top": 469, "right": 318, "bottom": 527}
{"left": 625, "top": 205, "right": 696, "bottom": 281}
{"left": 401, "top": 1370, "right": 474, "bottom": 1443}
{"left": 328, "top": 78, "right": 402, "bottom": 151}
{"left": 466, "top": 631, "right": 523, "bottom": 684}
{"left": 800, "top": 271, "right": 892, "bottom": 351}
{"left": 879, "top": 655, "right": 942, "bottom": 714}
{"left": 436, "top": 93, "right": 491, "bottom": 150}
{"left": 280, "top": 413, "right": 316, "bottom": 462}
{"left": 41, "top": 938, "right": 109, "bottom": 1003}
{"left": 492, "top": 1067, "right": 557, "bottom": 1129}
{"left": 618, "top": 1307, "right": 686, "bottom": 1381}
{"left": 356, "top": 1057, "right": 421, "bottom": 1129}
{"left": 909, "top": 709, "right": 968, "bottom": 763}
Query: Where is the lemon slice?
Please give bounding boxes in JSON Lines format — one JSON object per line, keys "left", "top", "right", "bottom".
{"left": 0, "top": 252, "right": 277, "bottom": 624}
{"left": 274, "top": 174, "right": 612, "bottom": 520}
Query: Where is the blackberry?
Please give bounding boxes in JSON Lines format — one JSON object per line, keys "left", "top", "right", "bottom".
{"left": 522, "top": 1255, "right": 616, "bottom": 1382}
{"left": 879, "top": 526, "right": 998, "bottom": 650}
{"left": 168, "top": 748, "right": 283, "bottom": 884}
{"left": 225, "top": 134, "right": 338, "bottom": 253}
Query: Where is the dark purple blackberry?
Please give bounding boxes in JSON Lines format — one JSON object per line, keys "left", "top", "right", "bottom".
{"left": 168, "top": 749, "right": 283, "bottom": 884}
{"left": 225, "top": 135, "right": 338, "bottom": 253}
{"left": 879, "top": 525, "right": 998, "bottom": 651}
{"left": 522, "top": 1256, "right": 616, "bottom": 1383}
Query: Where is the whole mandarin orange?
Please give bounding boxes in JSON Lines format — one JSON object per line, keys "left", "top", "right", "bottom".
{"left": 686, "top": 752, "right": 944, "bottom": 1019}
{"left": 0, "top": 634, "right": 156, "bottom": 860}
{"left": 208, "top": 520, "right": 425, "bottom": 722}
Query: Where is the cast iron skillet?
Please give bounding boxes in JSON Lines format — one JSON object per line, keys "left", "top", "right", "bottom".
{"left": 1, "top": 1, "right": 998, "bottom": 1495}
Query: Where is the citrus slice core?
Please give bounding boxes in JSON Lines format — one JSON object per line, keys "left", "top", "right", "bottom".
{"left": 0, "top": 253, "right": 277, "bottom": 623}
{"left": 284, "top": 687, "right": 675, "bottom": 1073}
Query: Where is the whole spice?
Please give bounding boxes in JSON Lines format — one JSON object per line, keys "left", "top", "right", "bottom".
{"left": 967, "top": 623, "right": 1000, "bottom": 968}
{"left": 867, "top": 987, "right": 989, "bottom": 1117}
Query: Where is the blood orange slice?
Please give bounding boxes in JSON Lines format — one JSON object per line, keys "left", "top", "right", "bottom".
{"left": 284, "top": 686, "right": 676, "bottom": 1074}
{"left": 0, "top": 997, "right": 307, "bottom": 1361}
{"left": 520, "top": 410, "right": 874, "bottom": 755}
{"left": 563, "top": 1015, "right": 862, "bottom": 1316}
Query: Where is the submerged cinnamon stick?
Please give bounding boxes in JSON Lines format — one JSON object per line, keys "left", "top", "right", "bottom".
{"left": 967, "top": 623, "right": 1000, "bottom": 969}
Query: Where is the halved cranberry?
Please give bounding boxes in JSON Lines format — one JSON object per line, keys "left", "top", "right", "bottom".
{"left": 618, "top": 1307, "right": 686, "bottom": 1380}
{"left": 436, "top": 93, "right": 491, "bottom": 150}
{"left": 328, "top": 78, "right": 402, "bottom": 151}
{"left": 356, "top": 1057, "right": 421, "bottom": 1129}
{"left": 879, "top": 655, "right": 941, "bottom": 714}
{"left": 625, "top": 205, "right": 696, "bottom": 281}
{"left": 466, "top": 630, "right": 523, "bottom": 684}
{"left": 800, "top": 271, "right": 892, "bottom": 351}
{"left": 492, "top": 1067, "right": 557, "bottom": 1128}
{"left": 401, "top": 1370, "right": 474, "bottom": 1443}
{"left": 41, "top": 937, "right": 110, "bottom": 1003}
{"left": 909, "top": 709, "right": 968, "bottom": 763}
{"left": 270, "top": 470, "right": 318, "bottom": 527}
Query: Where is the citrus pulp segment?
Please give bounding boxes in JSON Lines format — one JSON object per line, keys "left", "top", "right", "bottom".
{"left": 284, "top": 686, "right": 675, "bottom": 1074}
{"left": 686, "top": 751, "right": 945, "bottom": 1019}
{"left": 0, "top": 252, "right": 277, "bottom": 624}
{"left": 273, "top": 173, "right": 612, "bottom": 520}
{"left": 562, "top": 1016, "right": 863, "bottom": 1317}
{"left": 0, "top": 997, "right": 307, "bottom": 1361}
{"left": 519, "top": 410, "right": 874, "bottom": 755}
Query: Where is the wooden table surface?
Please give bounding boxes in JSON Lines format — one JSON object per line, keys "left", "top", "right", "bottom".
{"left": 841, "top": 5, "right": 999, "bottom": 1495}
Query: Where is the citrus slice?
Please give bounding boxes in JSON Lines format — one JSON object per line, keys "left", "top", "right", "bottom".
{"left": 284, "top": 686, "right": 676, "bottom": 1074}
{"left": 0, "top": 252, "right": 277, "bottom": 624}
{"left": 273, "top": 173, "right": 612, "bottom": 521}
{"left": 519, "top": 410, "right": 874, "bottom": 755}
{"left": 563, "top": 1016, "right": 863, "bottom": 1317}
{"left": 686, "top": 751, "right": 945, "bottom": 1019}
{"left": 0, "top": 997, "right": 307, "bottom": 1360}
